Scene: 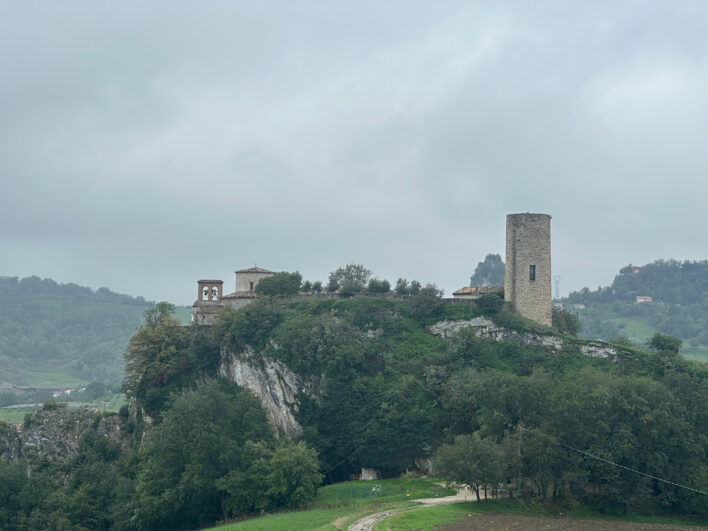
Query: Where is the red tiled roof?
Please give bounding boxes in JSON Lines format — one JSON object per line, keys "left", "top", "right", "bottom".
{"left": 453, "top": 286, "right": 503, "bottom": 296}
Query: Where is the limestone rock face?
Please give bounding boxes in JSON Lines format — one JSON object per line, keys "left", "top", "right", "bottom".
{"left": 218, "top": 346, "right": 315, "bottom": 438}
{"left": 0, "top": 406, "right": 124, "bottom": 464}
{"left": 429, "top": 318, "right": 617, "bottom": 360}
{"left": 0, "top": 426, "right": 22, "bottom": 462}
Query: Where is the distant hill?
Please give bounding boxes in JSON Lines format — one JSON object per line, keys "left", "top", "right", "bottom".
{"left": 0, "top": 276, "right": 156, "bottom": 385}
{"left": 563, "top": 259, "right": 708, "bottom": 361}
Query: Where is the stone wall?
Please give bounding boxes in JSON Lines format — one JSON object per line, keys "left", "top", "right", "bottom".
{"left": 236, "top": 271, "right": 274, "bottom": 292}
{"left": 505, "top": 213, "right": 552, "bottom": 326}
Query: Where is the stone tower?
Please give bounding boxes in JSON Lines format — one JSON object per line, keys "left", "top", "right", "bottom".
{"left": 504, "top": 213, "right": 552, "bottom": 326}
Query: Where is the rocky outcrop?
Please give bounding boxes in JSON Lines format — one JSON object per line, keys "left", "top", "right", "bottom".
{"left": 218, "top": 346, "right": 315, "bottom": 438}
{"left": 429, "top": 317, "right": 617, "bottom": 360}
{"left": 0, "top": 406, "right": 123, "bottom": 464}
{"left": 0, "top": 424, "right": 22, "bottom": 462}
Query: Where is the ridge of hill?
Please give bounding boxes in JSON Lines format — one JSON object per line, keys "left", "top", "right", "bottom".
{"left": 0, "top": 275, "right": 157, "bottom": 385}
{"left": 563, "top": 259, "right": 708, "bottom": 361}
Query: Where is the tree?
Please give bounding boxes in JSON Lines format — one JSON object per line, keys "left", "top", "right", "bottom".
{"left": 433, "top": 432, "right": 506, "bottom": 501}
{"left": 132, "top": 382, "right": 274, "bottom": 530}
{"left": 123, "top": 303, "right": 191, "bottom": 412}
{"left": 255, "top": 271, "right": 302, "bottom": 296}
{"left": 552, "top": 307, "right": 581, "bottom": 335}
{"left": 327, "top": 264, "right": 371, "bottom": 293}
{"left": 648, "top": 332, "right": 682, "bottom": 353}
{"left": 470, "top": 254, "right": 505, "bottom": 287}
{"left": 394, "top": 278, "right": 409, "bottom": 295}
{"left": 476, "top": 293, "right": 505, "bottom": 316}
{"left": 143, "top": 301, "right": 177, "bottom": 326}
{"left": 367, "top": 278, "right": 390, "bottom": 293}
{"left": 410, "top": 283, "right": 444, "bottom": 320}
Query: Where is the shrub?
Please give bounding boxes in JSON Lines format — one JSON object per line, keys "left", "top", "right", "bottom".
{"left": 476, "top": 293, "right": 505, "bottom": 315}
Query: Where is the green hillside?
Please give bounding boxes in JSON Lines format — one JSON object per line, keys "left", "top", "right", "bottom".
{"left": 1, "top": 293, "right": 706, "bottom": 530}
{"left": 0, "top": 275, "right": 190, "bottom": 385}
{"left": 564, "top": 259, "right": 708, "bottom": 361}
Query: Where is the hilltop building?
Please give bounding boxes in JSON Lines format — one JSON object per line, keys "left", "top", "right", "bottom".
{"left": 192, "top": 267, "right": 275, "bottom": 325}
{"left": 504, "top": 213, "right": 552, "bottom": 326}
{"left": 452, "top": 285, "right": 503, "bottom": 300}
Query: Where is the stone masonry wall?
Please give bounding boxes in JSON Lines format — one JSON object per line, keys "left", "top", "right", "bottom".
{"left": 505, "top": 213, "right": 552, "bottom": 326}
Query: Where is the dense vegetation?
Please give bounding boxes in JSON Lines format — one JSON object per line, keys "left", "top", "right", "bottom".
{"left": 1, "top": 285, "right": 706, "bottom": 529}
{"left": 0, "top": 275, "right": 153, "bottom": 384}
{"left": 565, "top": 259, "right": 708, "bottom": 356}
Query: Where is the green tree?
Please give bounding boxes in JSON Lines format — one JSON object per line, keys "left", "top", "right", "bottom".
{"left": 255, "top": 271, "right": 302, "bottom": 296}
{"left": 552, "top": 307, "right": 581, "bottom": 335}
{"left": 648, "top": 332, "right": 682, "bottom": 353}
{"left": 327, "top": 264, "right": 371, "bottom": 293}
{"left": 470, "top": 254, "right": 505, "bottom": 287}
{"left": 433, "top": 432, "right": 506, "bottom": 501}
{"left": 132, "top": 382, "right": 273, "bottom": 531}
{"left": 410, "top": 283, "right": 443, "bottom": 320}
{"left": 122, "top": 303, "right": 191, "bottom": 413}
{"left": 476, "top": 293, "right": 505, "bottom": 316}
{"left": 394, "top": 278, "right": 409, "bottom": 295}
{"left": 367, "top": 278, "right": 390, "bottom": 293}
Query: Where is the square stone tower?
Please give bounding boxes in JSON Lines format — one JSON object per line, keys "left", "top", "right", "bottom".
{"left": 504, "top": 213, "right": 552, "bottom": 326}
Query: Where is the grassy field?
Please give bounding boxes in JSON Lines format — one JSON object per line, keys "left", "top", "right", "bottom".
{"left": 20, "top": 369, "right": 87, "bottom": 387}
{"left": 604, "top": 316, "right": 656, "bottom": 344}
{"left": 682, "top": 345, "right": 708, "bottom": 363}
{"left": 377, "top": 499, "right": 708, "bottom": 530}
{"left": 0, "top": 407, "right": 36, "bottom": 425}
{"left": 209, "top": 478, "right": 453, "bottom": 531}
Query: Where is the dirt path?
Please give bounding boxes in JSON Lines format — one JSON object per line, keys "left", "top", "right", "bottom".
{"left": 347, "top": 488, "right": 477, "bottom": 531}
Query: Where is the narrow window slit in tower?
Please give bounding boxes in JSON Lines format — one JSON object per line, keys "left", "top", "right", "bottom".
{"left": 529, "top": 265, "right": 536, "bottom": 281}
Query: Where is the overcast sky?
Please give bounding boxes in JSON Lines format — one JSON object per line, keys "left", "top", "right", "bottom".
{"left": 2, "top": 1, "right": 707, "bottom": 305}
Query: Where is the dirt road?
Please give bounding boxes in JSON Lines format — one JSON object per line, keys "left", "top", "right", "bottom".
{"left": 347, "top": 488, "right": 476, "bottom": 531}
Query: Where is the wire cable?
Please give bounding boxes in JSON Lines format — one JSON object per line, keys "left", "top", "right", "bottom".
{"left": 556, "top": 439, "right": 708, "bottom": 496}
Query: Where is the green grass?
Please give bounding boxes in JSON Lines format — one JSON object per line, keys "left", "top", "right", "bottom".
{"left": 376, "top": 499, "right": 708, "bottom": 530}
{"left": 213, "top": 507, "right": 359, "bottom": 531}
{"left": 100, "top": 393, "right": 128, "bottom": 412}
{"left": 20, "top": 369, "right": 87, "bottom": 387}
{"left": 682, "top": 345, "right": 708, "bottom": 363}
{"left": 0, "top": 407, "right": 36, "bottom": 425}
{"left": 209, "top": 478, "right": 453, "bottom": 530}
{"left": 604, "top": 316, "right": 656, "bottom": 344}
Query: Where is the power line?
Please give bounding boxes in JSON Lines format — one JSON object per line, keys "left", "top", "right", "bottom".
{"left": 516, "top": 425, "right": 707, "bottom": 496}
{"left": 556, "top": 440, "right": 708, "bottom": 496}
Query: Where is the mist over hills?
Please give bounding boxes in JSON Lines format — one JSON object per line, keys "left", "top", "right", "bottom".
{"left": 562, "top": 259, "right": 708, "bottom": 361}
{"left": 0, "top": 275, "right": 154, "bottom": 385}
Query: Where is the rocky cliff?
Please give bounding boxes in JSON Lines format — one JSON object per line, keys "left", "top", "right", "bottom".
{"left": 218, "top": 346, "right": 316, "bottom": 437}
{"left": 0, "top": 405, "right": 122, "bottom": 463}
{"left": 429, "top": 316, "right": 619, "bottom": 360}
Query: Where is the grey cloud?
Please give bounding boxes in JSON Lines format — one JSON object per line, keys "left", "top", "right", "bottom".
{"left": 2, "top": 1, "right": 708, "bottom": 304}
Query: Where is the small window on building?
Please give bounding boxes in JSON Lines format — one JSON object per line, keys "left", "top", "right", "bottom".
{"left": 249, "top": 281, "right": 254, "bottom": 291}
{"left": 529, "top": 265, "right": 536, "bottom": 281}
